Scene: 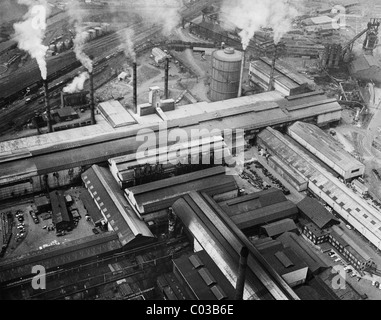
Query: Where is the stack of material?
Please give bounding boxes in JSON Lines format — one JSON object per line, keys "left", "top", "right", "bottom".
{"left": 124, "top": 166, "right": 238, "bottom": 217}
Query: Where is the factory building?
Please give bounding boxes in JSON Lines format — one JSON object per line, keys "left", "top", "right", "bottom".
{"left": 34, "top": 195, "right": 51, "bottom": 214}
{"left": 0, "top": 91, "right": 342, "bottom": 202}
{"left": 256, "top": 126, "right": 381, "bottom": 252}
{"left": 299, "top": 218, "right": 331, "bottom": 245}
{"left": 260, "top": 218, "right": 298, "bottom": 238}
{"left": 287, "top": 121, "right": 364, "bottom": 180}
{"left": 108, "top": 135, "right": 232, "bottom": 188}
{"left": 170, "top": 250, "right": 236, "bottom": 300}
{"left": 124, "top": 166, "right": 238, "bottom": 220}
{"left": 249, "top": 57, "right": 313, "bottom": 96}
{"left": 257, "top": 127, "right": 309, "bottom": 191}
{"left": 329, "top": 228, "right": 375, "bottom": 271}
{"left": 172, "top": 191, "right": 299, "bottom": 300}
{"left": 53, "top": 107, "right": 80, "bottom": 123}
{"left": 81, "top": 165, "right": 155, "bottom": 247}
{"left": 255, "top": 239, "right": 308, "bottom": 288}
{"left": 50, "top": 190, "right": 73, "bottom": 232}
{"left": 297, "top": 197, "right": 340, "bottom": 230}
{"left": 217, "top": 188, "right": 298, "bottom": 235}
{"left": 277, "top": 232, "right": 329, "bottom": 275}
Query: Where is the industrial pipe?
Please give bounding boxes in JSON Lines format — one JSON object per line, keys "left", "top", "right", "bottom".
{"left": 268, "top": 45, "right": 278, "bottom": 92}
{"left": 133, "top": 62, "right": 137, "bottom": 113}
{"left": 43, "top": 80, "right": 53, "bottom": 133}
{"left": 165, "top": 58, "right": 169, "bottom": 99}
{"left": 89, "top": 71, "right": 96, "bottom": 125}
{"left": 237, "top": 50, "right": 245, "bottom": 97}
{"left": 235, "top": 246, "right": 249, "bottom": 300}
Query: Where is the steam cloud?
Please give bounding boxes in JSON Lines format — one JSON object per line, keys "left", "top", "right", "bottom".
{"left": 13, "top": 0, "right": 49, "bottom": 79}
{"left": 63, "top": 72, "right": 89, "bottom": 93}
{"left": 68, "top": 0, "right": 93, "bottom": 72}
{"left": 220, "top": 0, "right": 299, "bottom": 50}
{"left": 121, "top": 28, "right": 136, "bottom": 63}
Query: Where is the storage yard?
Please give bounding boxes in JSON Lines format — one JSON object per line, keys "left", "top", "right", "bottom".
{"left": 1, "top": 0, "right": 381, "bottom": 302}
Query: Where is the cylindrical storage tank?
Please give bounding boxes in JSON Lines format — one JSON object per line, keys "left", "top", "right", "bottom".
{"left": 210, "top": 47, "right": 243, "bottom": 101}
{"left": 49, "top": 44, "right": 57, "bottom": 51}
{"left": 64, "top": 39, "right": 73, "bottom": 50}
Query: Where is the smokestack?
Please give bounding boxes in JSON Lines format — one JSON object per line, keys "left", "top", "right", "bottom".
{"left": 268, "top": 44, "right": 278, "bottom": 91}
{"left": 237, "top": 50, "right": 245, "bottom": 97}
{"left": 165, "top": 58, "right": 169, "bottom": 99}
{"left": 89, "top": 71, "right": 96, "bottom": 125}
{"left": 133, "top": 62, "right": 137, "bottom": 113}
{"left": 43, "top": 80, "right": 53, "bottom": 133}
{"left": 235, "top": 246, "right": 249, "bottom": 300}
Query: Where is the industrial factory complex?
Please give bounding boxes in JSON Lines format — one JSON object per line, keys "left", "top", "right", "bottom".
{"left": 1, "top": 0, "right": 381, "bottom": 303}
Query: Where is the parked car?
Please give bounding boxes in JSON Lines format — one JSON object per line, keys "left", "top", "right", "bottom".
{"left": 33, "top": 217, "right": 39, "bottom": 224}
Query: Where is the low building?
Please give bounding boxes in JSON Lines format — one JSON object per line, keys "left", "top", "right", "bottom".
{"left": 53, "top": 107, "right": 79, "bottom": 123}
{"left": 260, "top": 218, "right": 298, "bottom": 238}
{"left": 299, "top": 218, "right": 330, "bottom": 245}
{"left": 49, "top": 190, "right": 73, "bottom": 232}
{"left": 34, "top": 195, "right": 51, "bottom": 214}
{"left": 329, "top": 228, "right": 374, "bottom": 271}
{"left": 351, "top": 179, "right": 369, "bottom": 195}
{"left": 297, "top": 197, "right": 340, "bottom": 230}
{"left": 98, "top": 100, "right": 136, "bottom": 128}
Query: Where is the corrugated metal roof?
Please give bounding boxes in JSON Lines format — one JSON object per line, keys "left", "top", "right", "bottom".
{"left": 50, "top": 190, "right": 71, "bottom": 224}
{"left": 81, "top": 165, "right": 154, "bottom": 246}
{"left": 297, "top": 197, "right": 339, "bottom": 229}
{"left": 288, "top": 121, "right": 364, "bottom": 173}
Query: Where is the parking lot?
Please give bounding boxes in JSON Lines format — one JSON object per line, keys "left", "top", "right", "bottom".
{"left": 2, "top": 187, "right": 99, "bottom": 259}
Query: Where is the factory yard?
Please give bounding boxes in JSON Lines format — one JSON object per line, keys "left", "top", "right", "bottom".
{"left": 1, "top": 187, "right": 101, "bottom": 259}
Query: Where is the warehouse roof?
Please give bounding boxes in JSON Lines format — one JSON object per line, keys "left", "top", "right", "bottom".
{"left": 278, "top": 232, "right": 328, "bottom": 274}
{"left": 288, "top": 121, "right": 364, "bottom": 173}
{"left": 98, "top": 100, "right": 136, "bottom": 128}
{"left": 125, "top": 166, "right": 237, "bottom": 215}
{"left": 261, "top": 219, "right": 298, "bottom": 237}
{"left": 294, "top": 276, "right": 339, "bottom": 300}
{"left": 173, "top": 250, "right": 236, "bottom": 300}
{"left": 297, "top": 197, "right": 339, "bottom": 229}
{"left": 81, "top": 165, "right": 154, "bottom": 246}
{"left": 50, "top": 190, "right": 71, "bottom": 224}
{"left": 56, "top": 107, "right": 78, "bottom": 118}
{"left": 80, "top": 189, "right": 104, "bottom": 223}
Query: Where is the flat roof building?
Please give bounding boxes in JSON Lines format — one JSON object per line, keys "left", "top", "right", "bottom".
{"left": 287, "top": 121, "right": 365, "bottom": 180}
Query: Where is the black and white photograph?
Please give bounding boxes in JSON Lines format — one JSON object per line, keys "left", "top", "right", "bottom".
{"left": 0, "top": 0, "right": 381, "bottom": 307}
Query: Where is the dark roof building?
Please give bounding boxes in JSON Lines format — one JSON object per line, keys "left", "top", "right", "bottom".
{"left": 49, "top": 190, "right": 73, "bottom": 231}
{"left": 294, "top": 276, "right": 339, "bottom": 300}
{"left": 34, "top": 195, "right": 51, "bottom": 214}
{"left": 218, "top": 188, "right": 298, "bottom": 233}
{"left": 277, "top": 232, "right": 329, "bottom": 275}
{"left": 297, "top": 197, "right": 340, "bottom": 229}
{"left": 172, "top": 250, "right": 236, "bottom": 300}
{"left": 81, "top": 165, "right": 154, "bottom": 247}
{"left": 261, "top": 218, "right": 298, "bottom": 238}
{"left": 125, "top": 166, "right": 238, "bottom": 217}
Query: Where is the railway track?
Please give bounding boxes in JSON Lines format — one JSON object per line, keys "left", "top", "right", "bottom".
{"left": 1, "top": 236, "right": 189, "bottom": 300}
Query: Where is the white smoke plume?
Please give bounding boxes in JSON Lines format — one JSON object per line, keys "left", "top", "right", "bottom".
{"left": 67, "top": 0, "right": 93, "bottom": 72}
{"left": 220, "top": 0, "right": 299, "bottom": 50}
{"left": 13, "top": 0, "right": 49, "bottom": 79}
{"left": 121, "top": 28, "right": 136, "bottom": 63}
{"left": 63, "top": 72, "right": 89, "bottom": 93}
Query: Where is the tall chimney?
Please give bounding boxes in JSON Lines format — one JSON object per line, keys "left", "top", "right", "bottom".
{"left": 235, "top": 246, "right": 249, "bottom": 300}
{"left": 164, "top": 58, "right": 169, "bottom": 99}
{"left": 237, "top": 50, "right": 245, "bottom": 97}
{"left": 43, "top": 80, "right": 53, "bottom": 133}
{"left": 268, "top": 44, "right": 278, "bottom": 92}
{"left": 133, "top": 62, "right": 137, "bottom": 113}
{"left": 89, "top": 71, "right": 96, "bottom": 125}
